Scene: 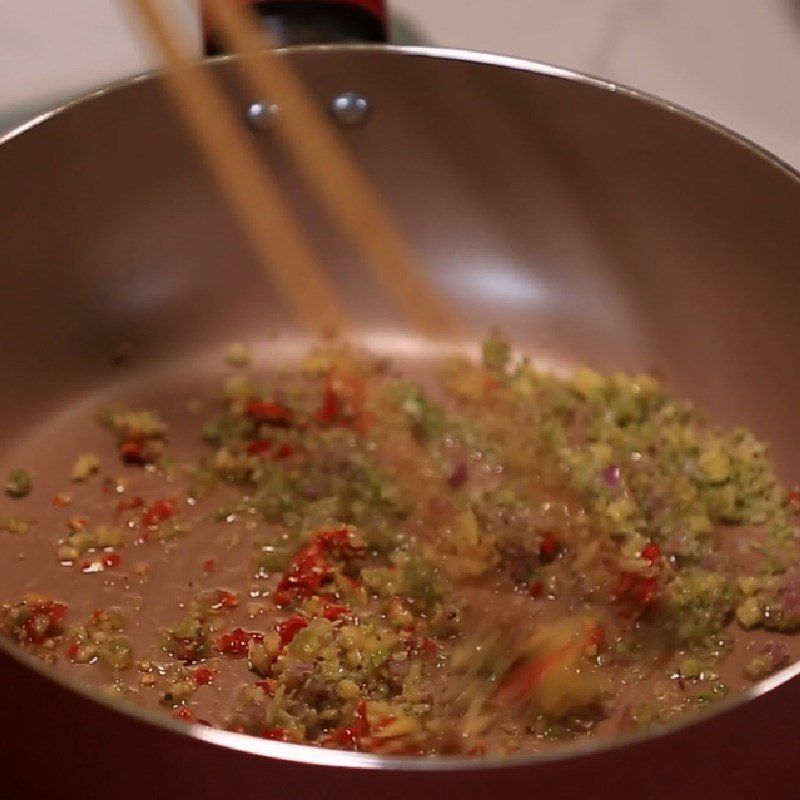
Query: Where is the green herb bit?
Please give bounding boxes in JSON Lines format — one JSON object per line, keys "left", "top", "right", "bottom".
{"left": 5, "top": 469, "right": 32, "bottom": 499}
{"left": 0, "top": 516, "right": 30, "bottom": 534}
{"left": 482, "top": 331, "right": 511, "bottom": 373}
{"left": 71, "top": 453, "right": 100, "bottom": 482}
{"left": 226, "top": 342, "right": 251, "bottom": 367}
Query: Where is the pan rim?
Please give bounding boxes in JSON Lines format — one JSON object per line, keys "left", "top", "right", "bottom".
{"left": 2, "top": 42, "right": 799, "bottom": 188}
{"left": 2, "top": 42, "right": 800, "bottom": 772}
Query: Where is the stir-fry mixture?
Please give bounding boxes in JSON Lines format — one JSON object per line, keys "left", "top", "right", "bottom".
{"left": 2, "top": 336, "right": 799, "bottom": 757}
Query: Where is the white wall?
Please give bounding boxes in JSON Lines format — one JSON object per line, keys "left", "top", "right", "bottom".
{"left": 393, "top": 0, "right": 800, "bottom": 169}
{"left": 0, "top": 0, "right": 200, "bottom": 121}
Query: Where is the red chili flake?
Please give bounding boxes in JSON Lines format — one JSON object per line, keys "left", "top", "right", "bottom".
{"left": 332, "top": 727, "right": 363, "bottom": 748}
{"left": 119, "top": 440, "right": 145, "bottom": 465}
{"left": 321, "top": 604, "right": 351, "bottom": 622}
{"left": 24, "top": 600, "right": 67, "bottom": 643}
{"left": 316, "top": 529, "right": 348, "bottom": 548}
{"left": 315, "top": 371, "right": 368, "bottom": 429}
{"left": 640, "top": 542, "right": 661, "bottom": 563}
{"left": 142, "top": 497, "right": 177, "bottom": 528}
{"left": 193, "top": 667, "right": 213, "bottom": 686}
{"left": 372, "top": 716, "right": 398, "bottom": 735}
{"left": 219, "top": 627, "right": 263, "bottom": 656}
{"left": 539, "top": 532, "right": 558, "bottom": 559}
{"left": 315, "top": 382, "right": 341, "bottom": 425}
{"left": 419, "top": 637, "right": 440, "bottom": 656}
{"left": 256, "top": 679, "right": 277, "bottom": 696}
{"left": 272, "top": 589, "right": 293, "bottom": 607}
{"left": 173, "top": 707, "right": 195, "bottom": 722}
{"left": 316, "top": 528, "right": 365, "bottom": 559}
{"left": 276, "top": 615, "right": 308, "bottom": 648}
{"left": 246, "top": 439, "right": 273, "bottom": 456}
{"left": 48, "top": 602, "right": 67, "bottom": 625}
{"left": 52, "top": 492, "right": 72, "bottom": 508}
{"left": 274, "top": 443, "right": 294, "bottom": 460}
{"left": 274, "top": 546, "right": 333, "bottom": 606}
{"left": 202, "top": 559, "right": 217, "bottom": 574}
{"left": 331, "top": 704, "right": 369, "bottom": 751}
{"left": 632, "top": 575, "right": 659, "bottom": 607}
{"left": 245, "top": 401, "right": 292, "bottom": 426}
{"left": 213, "top": 589, "right": 239, "bottom": 610}
{"left": 101, "top": 553, "right": 121, "bottom": 569}
{"left": 786, "top": 489, "right": 800, "bottom": 511}
{"left": 66, "top": 517, "right": 88, "bottom": 533}
{"left": 531, "top": 580, "right": 544, "bottom": 599}
{"left": 260, "top": 727, "right": 292, "bottom": 742}
{"left": 92, "top": 609, "right": 106, "bottom": 623}
{"left": 611, "top": 572, "right": 636, "bottom": 598}
{"left": 115, "top": 495, "right": 145, "bottom": 516}
{"left": 66, "top": 643, "right": 79, "bottom": 660}
{"left": 273, "top": 529, "right": 364, "bottom": 606}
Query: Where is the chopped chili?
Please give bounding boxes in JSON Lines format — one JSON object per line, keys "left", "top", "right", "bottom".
{"left": 245, "top": 401, "right": 291, "bottom": 426}
{"left": 102, "top": 553, "right": 121, "bottom": 569}
{"left": 641, "top": 542, "right": 661, "bottom": 563}
{"left": 246, "top": 440, "right": 273, "bottom": 456}
{"left": 142, "top": 498, "right": 177, "bottom": 528}
{"left": 321, "top": 604, "right": 351, "bottom": 622}
{"left": 193, "top": 667, "right": 214, "bottom": 686}
{"left": 52, "top": 492, "right": 72, "bottom": 507}
{"left": 119, "top": 441, "right": 145, "bottom": 465}
{"left": 219, "top": 627, "right": 263, "bottom": 656}
{"left": 275, "top": 443, "right": 294, "bottom": 460}
{"left": 261, "top": 727, "right": 293, "bottom": 741}
{"left": 213, "top": 590, "right": 239, "bottom": 610}
{"left": 539, "top": 533, "right": 558, "bottom": 559}
{"left": 276, "top": 615, "right": 308, "bottom": 648}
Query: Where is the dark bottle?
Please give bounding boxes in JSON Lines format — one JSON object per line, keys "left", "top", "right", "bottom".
{"left": 204, "top": 1, "right": 388, "bottom": 55}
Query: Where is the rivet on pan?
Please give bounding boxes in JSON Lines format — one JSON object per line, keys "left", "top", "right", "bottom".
{"left": 330, "top": 92, "right": 371, "bottom": 127}
{"left": 246, "top": 101, "right": 279, "bottom": 131}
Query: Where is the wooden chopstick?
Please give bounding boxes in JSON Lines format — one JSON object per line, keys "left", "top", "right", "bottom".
{"left": 202, "top": 0, "right": 463, "bottom": 340}
{"left": 125, "top": 0, "right": 349, "bottom": 335}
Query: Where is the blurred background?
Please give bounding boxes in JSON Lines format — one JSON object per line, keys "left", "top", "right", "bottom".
{"left": 1, "top": 0, "right": 799, "bottom": 167}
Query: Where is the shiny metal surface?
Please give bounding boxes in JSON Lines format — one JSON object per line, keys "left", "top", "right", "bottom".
{"left": 330, "top": 90, "right": 371, "bottom": 126}
{"left": 245, "top": 98, "right": 280, "bottom": 130}
{"left": 1, "top": 46, "right": 800, "bottom": 798}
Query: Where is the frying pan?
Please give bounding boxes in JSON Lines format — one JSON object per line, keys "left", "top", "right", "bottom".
{"left": 2, "top": 29, "right": 800, "bottom": 800}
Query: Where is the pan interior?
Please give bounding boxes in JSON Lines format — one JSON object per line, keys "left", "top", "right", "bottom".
{"left": 1, "top": 47, "right": 800, "bottom": 767}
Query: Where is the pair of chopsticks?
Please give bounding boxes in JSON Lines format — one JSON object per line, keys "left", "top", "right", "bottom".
{"left": 125, "top": 0, "right": 461, "bottom": 339}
